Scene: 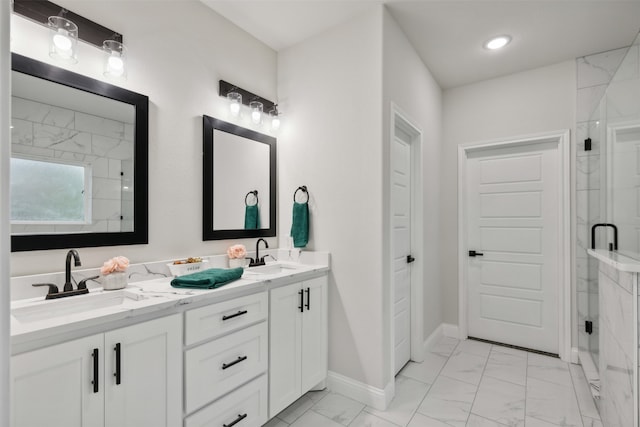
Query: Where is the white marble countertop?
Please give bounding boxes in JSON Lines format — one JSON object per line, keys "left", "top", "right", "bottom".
{"left": 11, "top": 260, "right": 329, "bottom": 353}
{"left": 587, "top": 249, "right": 640, "bottom": 273}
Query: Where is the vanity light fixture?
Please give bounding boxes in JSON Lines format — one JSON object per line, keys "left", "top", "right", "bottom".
{"left": 14, "top": 0, "right": 125, "bottom": 71}
{"left": 227, "top": 91, "right": 242, "bottom": 117}
{"left": 218, "top": 80, "right": 276, "bottom": 127}
{"left": 269, "top": 105, "right": 281, "bottom": 131}
{"left": 103, "top": 40, "right": 127, "bottom": 80}
{"left": 484, "top": 35, "right": 512, "bottom": 50}
{"left": 250, "top": 100, "right": 263, "bottom": 124}
{"left": 48, "top": 16, "right": 78, "bottom": 63}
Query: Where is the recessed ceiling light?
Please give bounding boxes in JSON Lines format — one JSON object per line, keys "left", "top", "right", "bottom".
{"left": 484, "top": 35, "right": 512, "bottom": 50}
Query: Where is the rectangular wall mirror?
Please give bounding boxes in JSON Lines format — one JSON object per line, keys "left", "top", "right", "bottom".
{"left": 203, "top": 115, "right": 276, "bottom": 240}
{"left": 11, "top": 53, "right": 149, "bottom": 251}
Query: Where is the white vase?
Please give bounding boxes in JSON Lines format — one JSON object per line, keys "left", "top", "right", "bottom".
{"left": 103, "top": 271, "right": 127, "bottom": 290}
{"left": 228, "top": 258, "right": 246, "bottom": 268}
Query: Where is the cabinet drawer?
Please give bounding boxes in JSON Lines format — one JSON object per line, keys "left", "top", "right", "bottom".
{"left": 185, "top": 292, "right": 267, "bottom": 346}
{"left": 184, "top": 374, "right": 268, "bottom": 427}
{"left": 185, "top": 322, "right": 268, "bottom": 414}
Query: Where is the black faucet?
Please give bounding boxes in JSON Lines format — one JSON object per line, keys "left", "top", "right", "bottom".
{"left": 591, "top": 223, "right": 618, "bottom": 251}
{"left": 248, "top": 238, "right": 269, "bottom": 267}
{"left": 65, "top": 249, "right": 81, "bottom": 291}
{"left": 33, "top": 249, "right": 92, "bottom": 300}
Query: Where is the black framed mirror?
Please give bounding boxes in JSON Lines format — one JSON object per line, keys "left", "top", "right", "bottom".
{"left": 203, "top": 115, "right": 276, "bottom": 240}
{"left": 10, "top": 53, "right": 149, "bottom": 251}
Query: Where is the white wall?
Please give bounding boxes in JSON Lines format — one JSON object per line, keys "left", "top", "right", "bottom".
{"left": 277, "top": 7, "right": 386, "bottom": 388}
{"left": 1, "top": 0, "right": 11, "bottom": 423}
{"left": 382, "top": 10, "right": 442, "bottom": 382}
{"left": 9, "top": 1, "right": 278, "bottom": 277}
{"left": 441, "top": 62, "right": 577, "bottom": 330}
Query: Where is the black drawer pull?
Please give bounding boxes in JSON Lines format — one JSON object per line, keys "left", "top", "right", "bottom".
{"left": 91, "top": 348, "right": 99, "bottom": 393}
{"left": 114, "top": 343, "right": 121, "bottom": 385}
{"left": 468, "top": 250, "right": 484, "bottom": 257}
{"left": 223, "top": 413, "right": 247, "bottom": 427}
{"left": 299, "top": 289, "right": 304, "bottom": 312}
{"left": 222, "top": 310, "right": 248, "bottom": 321}
{"left": 222, "top": 356, "right": 247, "bottom": 370}
{"left": 305, "top": 287, "right": 310, "bottom": 310}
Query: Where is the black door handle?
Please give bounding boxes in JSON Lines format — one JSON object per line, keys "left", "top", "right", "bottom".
{"left": 406, "top": 255, "right": 415, "bottom": 263}
{"left": 222, "top": 356, "right": 247, "bottom": 370}
{"left": 223, "top": 413, "right": 247, "bottom": 427}
{"left": 114, "top": 343, "right": 121, "bottom": 385}
{"left": 305, "top": 287, "right": 310, "bottom": 311}
{"left": 91, "top": 348, "right": 99, "bottom": 393}
{"left": 222, "top": 310, "right": 248, "bottom": 321}
{"left": 299, "top": 289, "right": 304, "bottom": 312}
{"left": 468, "top": 250, "right": 484, "bottom": 257}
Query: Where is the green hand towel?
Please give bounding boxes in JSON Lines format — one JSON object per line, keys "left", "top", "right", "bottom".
{"left": 290, "top": 202, "right": 309, "bottom": 248}
{"left": 244, "top": 205, "right": 260, "bottom": 230}
{"left": 170, "top": 267, "right": 243, "bottom": 289}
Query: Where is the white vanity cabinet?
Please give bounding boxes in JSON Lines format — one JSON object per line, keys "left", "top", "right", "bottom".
{"left": 269, "top": 275, "right": 328, "bottom": 417}
{"left": 11, "top": 314, "right": 182, "bottom": 427}
{"left": 184, "top": 291, "right": 269, "bottom": 427}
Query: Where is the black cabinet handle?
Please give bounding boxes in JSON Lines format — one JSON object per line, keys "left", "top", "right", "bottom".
{"left": 305, "top": 287, "right": 310, "bottom": 310}
{"left": 222, "top": 356, "right": 247, "bottom": 370}
{"left": 222, "top": 310, "right": 248, "bottom": 321}
{"left": 114, "top": 343, "right": 121, "bottom": 385}
{"left": 299, "top": 289, "right": 304, "bottom": 312}
{"left": 468, "top": 250, "right": 484, "bottom": 257}
{"left": 406, "top": 255, "right": 416, "bottom": 263}
{"left": 223, "top": 413, "right": 247, "bottom": 427}
{"left": 91, "top": 348, "right": 99, "bottom": 393}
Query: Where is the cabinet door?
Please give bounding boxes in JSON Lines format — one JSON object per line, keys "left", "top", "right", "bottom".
{"left": 185, "top": 374, "right": 268, "bottom": 427}
{"left": 269, "top": 283, "right": 303, "bottom": 417}
{"left": 104, "top": 314, "right": 182, "bottom": 427}
{"left": 184, "top": 322, "right": 268, "bottom": 414}
{"left": 11, "top": 334, "right": 104, "bottom": 427}
{"left": 301, "top": 276, "right": 328, "bottom": 392}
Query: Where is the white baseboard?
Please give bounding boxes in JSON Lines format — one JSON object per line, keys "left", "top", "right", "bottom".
{"left": 570, "top": 347, "right": 579, "bottom": 364}
{"left": 442, "top": 323, "right": 460, "bottom": 339}
{"left": 326, "top": 371, "right": 393, "bottom": 411}
{"left": 423, "top": 324, "right": 444, "bottom": 354}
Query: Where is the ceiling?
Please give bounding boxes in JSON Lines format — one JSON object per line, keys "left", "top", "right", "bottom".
{"left": 202, "top": 0, "right": 640, "bottom": 89}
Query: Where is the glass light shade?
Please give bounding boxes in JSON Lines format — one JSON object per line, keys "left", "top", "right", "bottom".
{"left": 103, "top": 40, "right": 127, "bottom": 79}
{"left": 269, "top": 110, "right": 281, "bottom": 131}
{"left": 250, "top": 101, "right": 263, "bottom": 124}
{"left": 48, "top": 16, "right": 78, "bottom": 63}
{"left": 227, "top": 92, "right": 242, "bottom": 117}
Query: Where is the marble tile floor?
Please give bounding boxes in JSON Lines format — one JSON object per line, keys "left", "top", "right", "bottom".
{"left": 264, "top": 337, "right": 602, "bottom": 427}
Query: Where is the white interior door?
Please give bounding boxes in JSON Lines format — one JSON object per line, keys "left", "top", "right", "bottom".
{"left": 466, "top": 141, "right": 560, "bottom": 354}
{"left": 392, "top": 127, "right": 412, "bottom": 374}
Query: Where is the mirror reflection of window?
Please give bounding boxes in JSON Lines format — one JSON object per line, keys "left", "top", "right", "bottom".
{"left": 11, "top": 70, "right": 135, "bottom": 235}
{"left": 10, "top": 157, "right": 89, "bottom": 225}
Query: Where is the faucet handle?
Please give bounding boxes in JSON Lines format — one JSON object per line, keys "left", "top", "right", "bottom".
{"left": 78, "top": 275, "right": 100, "bottom": 290}
{"left": 32, "top": 283, "right": 59, "bottom": 298}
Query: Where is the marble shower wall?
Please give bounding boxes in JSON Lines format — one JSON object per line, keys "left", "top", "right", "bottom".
{"left": 10, "top": 96, "right": 134, "bottom": 234}
{"left": 597, "top": 262, "right": 635, "bottom": 427}
{"left": 575, "top": 48, "right": 628, "bottom": 358}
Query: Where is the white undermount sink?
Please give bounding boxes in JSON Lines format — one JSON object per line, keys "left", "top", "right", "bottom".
{"left": 12, "top": 289, "right": 148, "bottom": 323}
{"left": 243, "top": 262, "right": 305, "bottom": 276}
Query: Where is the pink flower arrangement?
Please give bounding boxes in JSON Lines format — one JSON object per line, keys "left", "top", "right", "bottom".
{"left": 227, "top": 244, "right": 247, "bottom": 260}
{"left": 101, "top": 256, "right": 130, "bottom": 275}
